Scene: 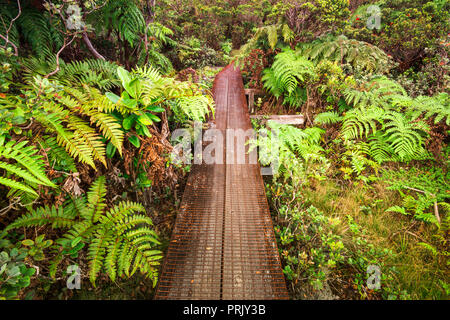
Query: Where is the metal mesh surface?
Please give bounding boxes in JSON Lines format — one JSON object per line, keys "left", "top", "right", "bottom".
{"left": 155, "top": 64, "right": 288, "bottom": 300}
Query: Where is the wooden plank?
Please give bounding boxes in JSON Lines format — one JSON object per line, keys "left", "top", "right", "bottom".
{"left": 244, "top": 88, "right": 264, "bottom": 95}
{"left": 250, "top": 114, "right": 305, "bottom": 125}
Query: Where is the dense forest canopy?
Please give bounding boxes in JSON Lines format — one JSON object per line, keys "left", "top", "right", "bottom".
{"left": 0, "top": 0, "right": 448, "bottom": 300}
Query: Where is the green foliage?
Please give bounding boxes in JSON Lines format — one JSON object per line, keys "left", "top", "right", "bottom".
{"left": 343, "top": 76, "right": 407, "bottom": 110}
{"left": 345, "top": 0, "right": 450, "bottom": 68}
{"left": 262, "top": 49, "right": 315, "bottom": 106}
{"left": 21, "top": 235, "right": 53, "bottom": 262}
{"left": 107, "top": 65, "right": 214, "bottom": 138}
{"left": 92, "top": 0, "right": 145, "bottom": 48}
{"left": 22, "top": 57, "right": 121, "bottom": 90}
{"left": 392, "top": 92, "right": 450, "bottom": 126}
{"left": 298, "top": 35, "right": 394, "bottom": 74}
{"left": 7, "top": 176, "right": 162, "bottom": 286}
{"left": 314, "top": 111, "right": 342, "bottom": 125}
{"left": 0, "top": 247, "right": 36, "bottom": 300}
{"left": 0, "top": 77, "right": 125, "bottom": 170}
{"left": 251, "top": 121, "right": 327, "bottom": 183}
{"left": 239, "top": 23, "right": 294, "bottom": 57}
{"left": 0, "top": 138, "right": 56, "bottom": 198}
{"left": 174, "top": 36, "right": 222, "bottom": 69}
{"left": 0, "top": 4, "right": 63, "bottom": 58}
{"left": 383, "top": 167, "right": 449, "bottom": 225}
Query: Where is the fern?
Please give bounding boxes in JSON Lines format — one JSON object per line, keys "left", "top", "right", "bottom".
{"left": 341, "top": 106, "right": 384, "bottom": 140}
{"left": 7, "top": 176, "right": 162, "bottom": 286}
{"left": 343, "top": 76, "right": 407, "bottom": 109}
{"left": 262, "top": 49, "right": 315, "bottom": 108}
{"left": 0, "top": 138, "right": 55, "bottom": 197}
{"left": 237, "top": 23, "right": 294, "bottom": 60}
{"left": 15, "top": 5, "right": 63, "bottom": 58}
{"left": 0, "top": 4, "right": 20, "bottom": 49}
{"left": 91, "top": 0, "right": 145, "bottom": 48}
{"left": 135, "top": 66, "right": 215, "bottom": 123}
{"left": 314, "top": 111, "right": 343, "bottom": 125}
{"left": 368, "top": 131, "right": 398, "bottom": 163}
{"left": 251, "top": 121, "right": 327, "bottom": 181}
{"left": 383, "top": 111, "right": 430, "bottom": 161}
{"left": 382, "top": 167, "right": 449, "bottom": 225}
{"left": 392, "top": 92, "right": 450, "bottom": 125}
{"left": 265, "top": 49, "right": 315, "bottom": 95}
{"left": 36, "top": 136, "right": 77, "bottom": 172}
{"left": 22, "top": 57, "right": 120, "bottom": 90}
{"left": 298, "top": 35, "right": 393, "bottom": 74}
{"left": 26, "top": 81, "right": 125, "bottom": 169}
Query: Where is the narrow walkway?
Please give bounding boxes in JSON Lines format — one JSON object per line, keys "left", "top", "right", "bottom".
{"left": 155, "top": 64, "right": 288, "bottom": 300}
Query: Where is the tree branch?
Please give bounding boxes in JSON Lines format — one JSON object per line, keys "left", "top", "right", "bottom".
{"left": 44, "top": 34, "right": 77, "bottom": 78}
{"left": 82, "top": 32, "right": 105, "bottom": 60}
{"left": 0, "top": 0, "right": 21, "bottom": 56}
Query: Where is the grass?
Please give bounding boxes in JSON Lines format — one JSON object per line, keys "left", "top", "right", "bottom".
{"left": 300, "top": 178, "right": 448, "bottom": 299}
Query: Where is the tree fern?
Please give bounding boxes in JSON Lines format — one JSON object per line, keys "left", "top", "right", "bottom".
{"left": 298, "top": 35, "right": 393, "bottom": 74}
{"left": 343, "top": 76, "right": 407, "bottom": 109}
{"left": 383, "top": 111, "right": 430, "bottom": 161}
{"left": 341, "top": 106, "right": 384, "bottom": 140}
{"left": 15, "top": 6, "right": 63, "bottom": 58}
{"left": 237, "top": 23, "right": 294, "bottom": 60}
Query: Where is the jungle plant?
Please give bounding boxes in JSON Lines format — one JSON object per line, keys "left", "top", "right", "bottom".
{"left": 106, "top": 66, "right": 214, "bottom": 146}
{"left": 21, "top": 235, "right": 53, "bottom": 262}
{"left": 238, "top": 23, "right": 295, "bottom": 57}
{"left": 21, "top": 57, "right": 121, "bottom": 91}
{"left": 0, "top": 247, "right": 36, "bottom": 300}
{"left": 262, "top": 48, "right": 315, "bottom": 106}
{"left": 6, "top": 176, "right": 162, "bottom": 286}
{"left": 297, "top": 35, "right": 394, "bottom": 75}
{"left": 0, "top": 137, "right": 56, "bottom": 199}
{"left": 383, "top": 167, "right": 449, "bottom": 225}
{"left": 106, "top": 66, "right": 165, "bottom": 147}
{"left": 251, "top": 121, "right": 327, "bottom": 183}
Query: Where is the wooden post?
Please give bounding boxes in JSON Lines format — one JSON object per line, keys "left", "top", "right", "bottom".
{"left": 244, "top": 89, "right": 264, "bottom": 114}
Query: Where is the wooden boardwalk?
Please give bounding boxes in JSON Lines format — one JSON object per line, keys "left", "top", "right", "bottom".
{"left": 154, "top": 64, "right": 288, "bottom": 300}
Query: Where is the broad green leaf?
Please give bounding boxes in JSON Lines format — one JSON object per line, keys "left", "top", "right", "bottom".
{"left": 21, "top": 239, "right": 34, "bottom": 246}
{"left": 128, "top": 135, "right": 140, "bottom": 148}
{"left": 147, "top": 114, "right": 161, "bottom": 122}
{"left": 147, "top": 105, "right": 165, "bottom": 113}
{"left": 137, "top": 113, "right": 153, "bottom": 126}
{"left": 117, "top": 67, "right": 131, "bottom": 89}
{"left": 122, "top": 115, "right": 136, "bottom": 130}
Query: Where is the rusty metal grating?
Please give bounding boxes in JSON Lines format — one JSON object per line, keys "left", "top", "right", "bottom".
{"left": 155, "top": 64, "right": 289, "bottom": 300}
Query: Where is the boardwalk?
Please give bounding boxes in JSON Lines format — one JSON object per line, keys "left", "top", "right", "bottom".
{"left": 155, "top": 64, "right": 288, "bottom": 300}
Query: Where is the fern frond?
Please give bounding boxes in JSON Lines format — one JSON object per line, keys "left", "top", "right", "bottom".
{"left": 87, "top": 176, "right": 107, "bottom": 223}
{"left": 7, "top": 205, "right": 77, "bottom": 230}
{"left": 383, "top": 111, "right": 430, "bottom": 161}
{"left": 314, "top": 111, "right": 343, "bottom": 125}
{"left": 88, "top": 227, "right": 111, "bottom": 285}
{"left": 341, "top": 107, "right": 383, "bottom": 140}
